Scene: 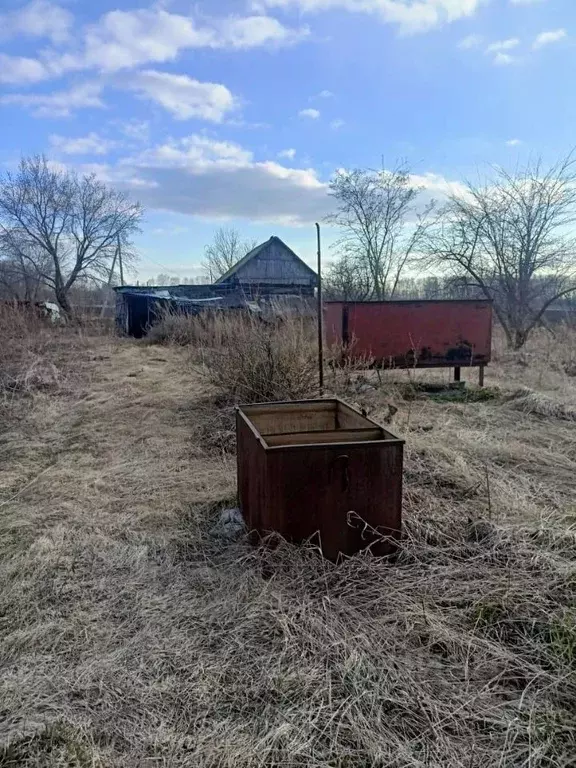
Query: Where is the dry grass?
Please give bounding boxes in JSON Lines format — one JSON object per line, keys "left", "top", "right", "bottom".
{"left": 171, "top": 309, "right": 319, "bottom": 403}
{"left": 1, "top": 314, "right": 576, "bottom": 767}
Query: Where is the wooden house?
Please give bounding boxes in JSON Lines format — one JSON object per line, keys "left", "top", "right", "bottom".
{"left": 214, "top": 236, "right": 317, "bottom": 296}
{"left": 114, "top": 236, "right": 316, "bottom": 336}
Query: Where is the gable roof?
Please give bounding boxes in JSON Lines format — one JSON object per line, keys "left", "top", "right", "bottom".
{"left": 214, "top": 236, "right": 317, "bottom": 285}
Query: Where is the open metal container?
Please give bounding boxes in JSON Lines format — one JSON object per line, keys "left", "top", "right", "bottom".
{"left": 236, "top": 399, "right": 404, "bottom": 560}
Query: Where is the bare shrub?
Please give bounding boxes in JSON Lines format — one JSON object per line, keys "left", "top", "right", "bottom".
{"left": 0, "top": 301, "right": 112, "bottom": 427}
{"left": 0, "top": 303, "right": 57, "bottom": 395}
{"left": 196, "top": 310, "right": 318, "bottom": 403}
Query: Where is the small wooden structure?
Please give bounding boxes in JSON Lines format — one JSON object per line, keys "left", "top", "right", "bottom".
{"left": 236, "top": 399, "right": 404, "bottom": 560}
{"left": 215, "top": 236, "right": 317, "bottom": 296}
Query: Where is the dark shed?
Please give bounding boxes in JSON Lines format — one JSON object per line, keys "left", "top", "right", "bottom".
{"left": 114, "top": 289, "right": 249, "bottom": 338}
{"left": 115, "top": 236, "right": 317, "bottom": 336}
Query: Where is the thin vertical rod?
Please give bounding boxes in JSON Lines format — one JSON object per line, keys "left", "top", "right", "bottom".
{"left": 316, "top": 222, "right": 324, "bottom": 395}
{"left": 118, "top": 234, "right": 125, "bottom": 286}
{"left": 100, "top": 248, "right": 118, "bottom": 318}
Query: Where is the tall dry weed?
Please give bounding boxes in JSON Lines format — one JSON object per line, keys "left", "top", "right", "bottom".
{"left": 199, "top": 311, "right": 318, "bottom": 402}
{"left": 0, "top": 304, "right": 58, "bottom": 397}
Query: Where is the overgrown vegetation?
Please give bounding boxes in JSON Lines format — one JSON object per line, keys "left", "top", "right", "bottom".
{"left": 0, "top": 303, "right": 71, "bottom": 425}
{"left": 149, "top": 308, "right": 319, "bottom": 403}
{"left": 1, "top": 308, "right": 576, "bottom": 766}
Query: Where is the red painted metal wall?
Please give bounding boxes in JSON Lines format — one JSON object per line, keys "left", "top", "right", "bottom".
{"left": 325, "top": 300, "right": 492, "bottom": 368}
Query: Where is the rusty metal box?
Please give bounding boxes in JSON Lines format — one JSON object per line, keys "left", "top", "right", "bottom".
{"left": 325, "top": 300, "right": 493, "bottom": 369}
{"left": 236, "top": 399, "right": 404, "bottom": 560}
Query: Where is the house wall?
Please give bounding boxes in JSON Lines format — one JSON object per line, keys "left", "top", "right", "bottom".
{"left": 222, "top": 240, "right": 316, "bottom": 287}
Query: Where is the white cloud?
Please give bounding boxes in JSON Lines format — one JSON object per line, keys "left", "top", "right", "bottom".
{"left": 82, "top": 137, "right": 466, "bottom": 226}
{"left": 115, "top": 119, "right": 150, "bottom": 143}
{"left": 111, "top": 135, "right": 331, "bottom": 225}
{"left": 506, "top": 138, "right": 523, "bottom": 146}
{"left": 44, "top": 9, "right": 307, "bottom": 76}
{"left": 485, "top": 38, "right": 520, "bottom": 53}
{"left": 217, "top": 15, "right": 309, "bottom": 48}
{"left": 278, "top": 148, "right": 297, "bottom": 159}
{"left": 317, "top": 89, "right": 334, "bottom": 98}
{"left": 122, "top": 70, "right": 237, "bottom": 122}
{"left": 132, "top": 136, "right": 254, "bottom": 170}
{"left": 0, "top": 0, "right": 72, "bottom": 44}
{"left": 76, "top": 9, "right": 214, "bottom": 73}
{"left": 299, "top": 108, "right": 320, "bottom": 119}
{"left": 493, "top": 52, "right": 516, "bottom": 65}
{"left": 533, "top": 29, "right": 566, "bottom": 49}
{"left": 510, "top": 0, "right": 547, "bottom": 5}
{"left": 410, "top": 172, "right": 470, "bottom": 201}
{"left": 458, "top": 34, "right": 483, "bottom": 49}
{"left": 1, "top": 82, "right": 104, "bottom": 117}
{"left": 0, "top": 53, "right": 49, "bottom": 84}
{"left": 330, "top": 118, "right": 345, "bottom": 129}
{"left": 253, "top": 0, "right": 485, "bottom": 34}
{"left": 49, "top": 132, "right": 117, "bottom": 155}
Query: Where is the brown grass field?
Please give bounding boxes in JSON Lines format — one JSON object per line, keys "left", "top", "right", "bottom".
{"left": 1, "top": 308, "right": 575, "bottom": 767}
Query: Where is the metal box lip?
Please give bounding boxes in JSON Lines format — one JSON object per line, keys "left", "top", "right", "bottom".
{"left": 236, "top": 398, "right": 405, "bottom": 452}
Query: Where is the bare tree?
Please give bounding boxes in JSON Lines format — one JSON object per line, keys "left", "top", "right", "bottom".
{"left": 0, "top": 237, "right": 51, "bottom": 301}
{"left": 203, "top": 227, "right": 258, "bottom": 281}
{"left": 429, "top": 155, "right": 576, "bottom": 349}
{"left": 327, "top": 163, "right": 434, "bottom": 300}
{"left": 0, "top": 156, "right": 142, "bottom": 317}
{"left": 323, "top": 252, "right": 371, "bottom": 300}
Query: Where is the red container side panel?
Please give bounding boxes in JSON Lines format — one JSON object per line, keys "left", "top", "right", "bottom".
{"left": 325, "top": 301, "right": 492, "bottom": 368}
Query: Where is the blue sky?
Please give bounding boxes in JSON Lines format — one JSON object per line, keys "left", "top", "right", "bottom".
{"left": 1, "top": 0, "right": 574, "bottom": 281}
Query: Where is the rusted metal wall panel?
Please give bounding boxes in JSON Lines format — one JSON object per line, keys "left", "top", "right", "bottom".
{"left": 236, "top": 410, "right": 267, "bottom": 539}
{"left": 264, "top": 442, "right": 403, "bottom": 559}
{"left": 236, "top": 399, "right": 404, "bottom": 560}
{"left": 326, "top": 300, "right": 492, "bottom": 368}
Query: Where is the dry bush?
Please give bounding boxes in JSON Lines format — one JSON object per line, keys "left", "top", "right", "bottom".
{"left": 0, "top": 303, "right": 61, "bottom": 399}
{"left": 195, "top": 310, "right": 318, "bottom": 403}
{"left": 145, "top": 308, "right": 217, "bottom": 346}
{"left": 146, "top": 307, "right": 254, "bottom": 348}
{"left": 0, "top": 302, "right": 116, "bottom": 429}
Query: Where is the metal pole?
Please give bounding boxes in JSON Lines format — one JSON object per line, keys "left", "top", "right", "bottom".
{"left": 316, "top": 223, "right": 324, "bottom": 396}
{"left": 117, "top": 234, "right": 125, "bottom": 286}
{"left": 479, "top": 364, "right": 485, "bottom": 388}
{"left": 100, "top": 248, "right": 118, "bottom": 318}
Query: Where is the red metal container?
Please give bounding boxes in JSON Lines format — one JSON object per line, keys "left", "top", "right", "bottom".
{"left": 236, "top": 399, "right": 404, "bottom": 561}
{"left": 325, "top": 300, "right": 492, "bottom": 370}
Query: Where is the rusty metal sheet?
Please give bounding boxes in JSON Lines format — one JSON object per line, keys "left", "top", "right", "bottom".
{"left": 325, "top": 300, "right": 493, "bottom": 368}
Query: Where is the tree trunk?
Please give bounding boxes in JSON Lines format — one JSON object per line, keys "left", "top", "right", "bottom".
{"left": 512, "top": 328, "right": 528, "bottom": 350}
{"left": 54, "top": 287, "right": 73, "bottom": 320}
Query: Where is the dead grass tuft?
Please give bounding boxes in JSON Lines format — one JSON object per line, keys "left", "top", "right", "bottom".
{"left": 505, "top": 386, "right": 576, "bottom": 420}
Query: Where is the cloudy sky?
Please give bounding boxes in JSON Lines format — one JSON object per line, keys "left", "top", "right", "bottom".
{"left": 1, "top": 0, "right": 573, "bottom": 280}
